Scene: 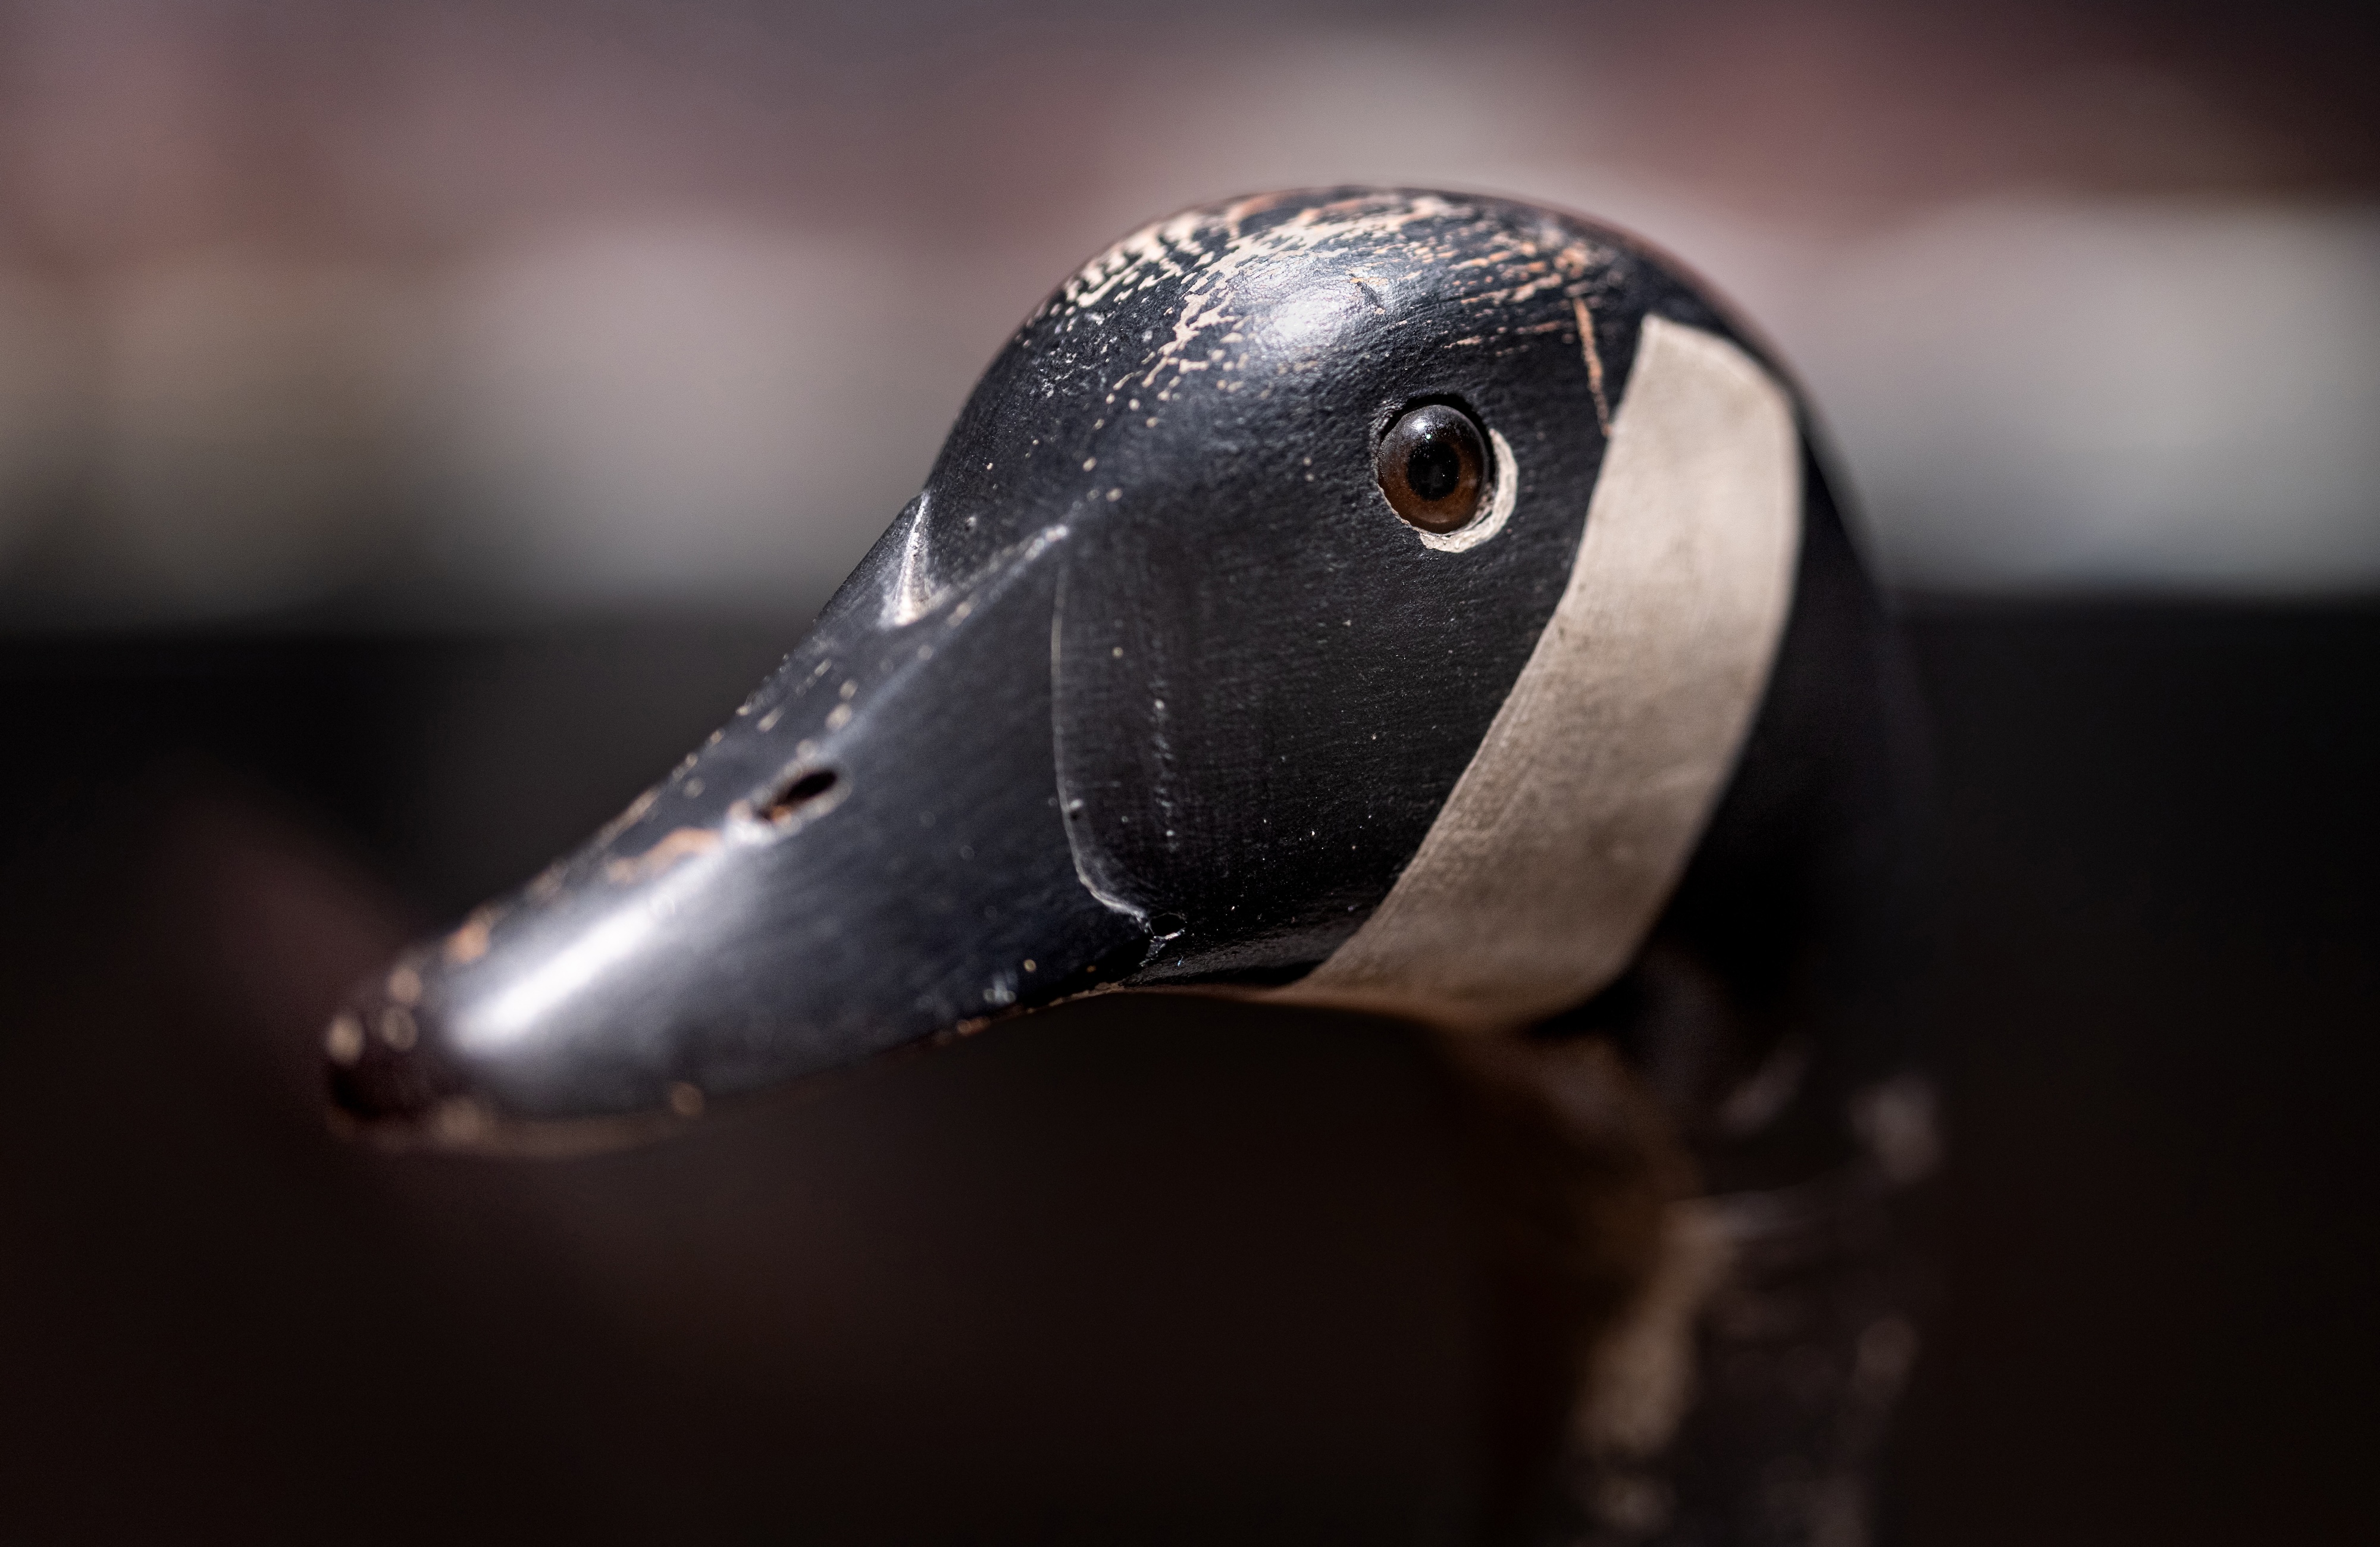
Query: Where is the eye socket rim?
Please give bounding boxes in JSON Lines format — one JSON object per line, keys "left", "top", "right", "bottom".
{"left": 1374, "top": 399, "right": 1493, "bottom": 535}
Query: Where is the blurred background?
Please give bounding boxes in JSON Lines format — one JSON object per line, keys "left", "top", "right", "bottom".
{"left": 1, "top": 0, "right": 2374, "bottom": 1541}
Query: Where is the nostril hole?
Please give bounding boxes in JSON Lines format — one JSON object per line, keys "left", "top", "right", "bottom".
{"left": 763, "top": 768, "right": 839, "bottom": 822}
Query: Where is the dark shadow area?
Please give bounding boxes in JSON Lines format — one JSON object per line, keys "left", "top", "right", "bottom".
{"left": 1, "top": 600, "right": 2375, "bottom": 1542}
{"left": 1897, "top": 602, "right": 2380, "bottom": 1546}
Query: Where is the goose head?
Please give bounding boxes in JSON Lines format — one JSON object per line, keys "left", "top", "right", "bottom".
{"left": 326, "top": 187, "right": 1844, "bottom": 1152}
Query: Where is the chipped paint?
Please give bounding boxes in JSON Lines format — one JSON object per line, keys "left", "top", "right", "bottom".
{"left": 605, "top": 825, "right": 721, "bottom": 885}
{"left": 591, "top": 788, "right": 658, "bottom": 849}
{"left": 1043, "top": 191, "right": 1613, "bottom": 408}
{"left": 1575, "top": 296, "right": 1613, "bottom": 433}
{"left": 444, "top": 910, "right": 493, "bottom": 964}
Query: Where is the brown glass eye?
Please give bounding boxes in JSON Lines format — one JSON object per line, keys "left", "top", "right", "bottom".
{"left": 1376, "top": 402, "right": 1489, "bottom": 534}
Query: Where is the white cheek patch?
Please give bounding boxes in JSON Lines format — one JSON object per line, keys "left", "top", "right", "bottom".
{"left": 1285, "top": 317, "right": 1802, "bottom": 1028}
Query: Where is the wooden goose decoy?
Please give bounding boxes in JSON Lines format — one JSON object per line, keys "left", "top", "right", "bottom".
{"left": 328, "top": 189, "right": 1933, "bottom": 1545}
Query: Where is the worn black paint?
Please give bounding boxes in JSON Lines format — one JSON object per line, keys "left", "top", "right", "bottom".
{"left": 312, "top": 187, "right": 1934, "bottom": 1547}
{"left": 328, "top": 189, "right": 1905, "bottom": 1151}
